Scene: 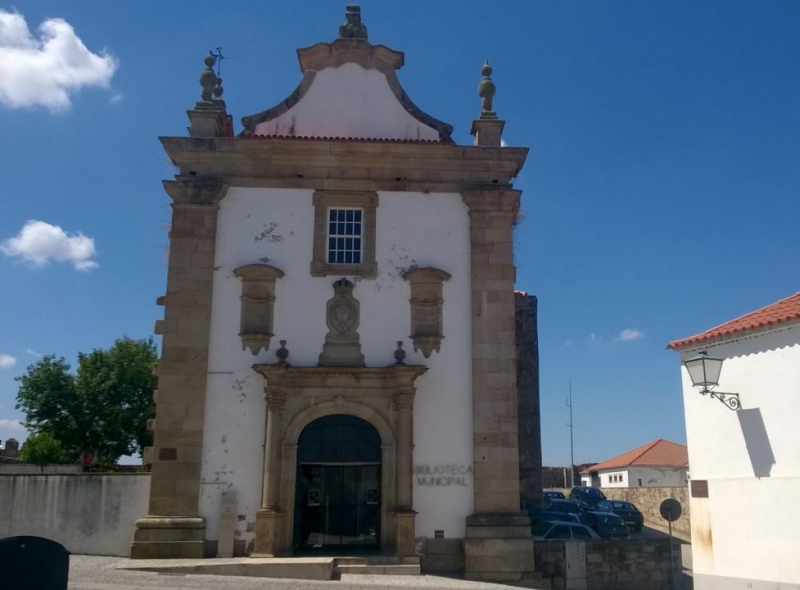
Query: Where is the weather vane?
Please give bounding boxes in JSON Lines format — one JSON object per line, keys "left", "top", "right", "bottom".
{"left": 210, "top": 47, "right": 225, "bottom": 77}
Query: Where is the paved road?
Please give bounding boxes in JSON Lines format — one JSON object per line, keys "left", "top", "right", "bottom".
{"left": 68, "top": 556, "right": 521, "bottom": 590}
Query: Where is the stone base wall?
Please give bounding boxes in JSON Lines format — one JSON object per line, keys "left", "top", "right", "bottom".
{"left": 535, "top": 538, "right": 682, "bottom": 590}
{"left": 0, "top": 474, "right": 150, "bottom": 557}
{"left": 556, "top": 486, "right": 690, "bottom": 537}
{"left": 418, "top": 538, "right": 464, "bottom": 574}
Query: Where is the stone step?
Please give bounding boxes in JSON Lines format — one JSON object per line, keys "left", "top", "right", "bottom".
{"left": 336, "top": 563, "right": 421, "bottom": 576}
{"left": 333, "top": 556, "right": 420, "bottom": 566}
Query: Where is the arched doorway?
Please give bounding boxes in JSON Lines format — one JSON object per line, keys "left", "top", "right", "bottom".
{"left": 293, "top": 414, "right": 382, "bottom": 554}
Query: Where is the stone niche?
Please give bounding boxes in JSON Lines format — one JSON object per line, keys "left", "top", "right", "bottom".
{"left": 402, "top": 267, "right": 451, "bottom": 358}
{"left": 233, "top": 264, "right": 284, "bottom": 354}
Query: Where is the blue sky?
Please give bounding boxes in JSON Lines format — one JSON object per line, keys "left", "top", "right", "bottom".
{"left": 1, "top": 1, "right": 798, "bottom": 467}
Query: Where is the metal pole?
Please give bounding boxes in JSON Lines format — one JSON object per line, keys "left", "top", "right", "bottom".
{"left": 668, "top": 510, "right": 676, "bottom": 590}
{"left": 567, "top": 381, "right": 575, "bottom": 488}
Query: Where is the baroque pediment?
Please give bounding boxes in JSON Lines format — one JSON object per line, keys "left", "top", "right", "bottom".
{"left": 241, "top": 38, "right": 453, "bottom": 142}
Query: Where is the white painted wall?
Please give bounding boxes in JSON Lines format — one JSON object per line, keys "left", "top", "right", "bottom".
{"left": 200, "top": 187, "right": 473, "bottom": 549}
{"left": 678, "top": 323, "right": 800, "bottom": 587}
{"left": 600, "top": 466, "right": 687, "bottom": 488}
{"left": 253, "top": 63, "right": 440, "bottom": 141}
{"left": 0, "top": 474, "right": 150, "bottom": 556}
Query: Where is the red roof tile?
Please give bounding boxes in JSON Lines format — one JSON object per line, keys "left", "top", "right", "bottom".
{"left": 237, "top": 132, "right": 448, "bottom": 144}
{"left": 668, "top": 290, "right": 800, "bottom": 350}
{"left": 579, "top": 439, "right": 688, "bottom": 473}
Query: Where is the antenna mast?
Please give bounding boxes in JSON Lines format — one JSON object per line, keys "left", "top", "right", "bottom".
{"left": 567, "top": 380, "right": 575, "bottom": 488}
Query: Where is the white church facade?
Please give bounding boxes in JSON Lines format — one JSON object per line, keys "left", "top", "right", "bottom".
{"left": 132, "top": 7, "right": 539, "bottom": 582}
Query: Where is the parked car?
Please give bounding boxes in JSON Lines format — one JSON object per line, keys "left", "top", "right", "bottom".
{"left": 606, "top": 500, "right": 644, "bottom": 532}
{"left": 533, "top": 521, "right": 601, "bottom": 541}
{"left": 582, "top": 511, "right": 630, "bottom": 539}
{"left": 543, "top": 489, "right": 566, "bottom": 501}
{"left": 532, "top": 498, "right": 585, "bottom": 525}
{"left": 569, "top": 486, "right": 607, "bottom": 509}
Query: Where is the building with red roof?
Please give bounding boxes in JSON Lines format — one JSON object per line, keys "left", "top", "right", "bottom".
{"left": 669, "top": 290, "right": 800, "bottom": 588}
{"left": 579, "top": 439, "right": 688, "bottom": 489}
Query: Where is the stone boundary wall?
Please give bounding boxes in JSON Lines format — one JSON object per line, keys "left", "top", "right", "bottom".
{"left": 0, "top": 473, "right": 150, "bottom": 556}
{"left": 535, "top": 538, "right": 681, "bottom": 590}
{"left": 556, "top": 486, "right": 690, "bottom": 537}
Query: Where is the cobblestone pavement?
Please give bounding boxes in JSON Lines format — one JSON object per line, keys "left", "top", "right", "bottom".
{"left": 68, "top": 556, "right": 519, "bottom": 590}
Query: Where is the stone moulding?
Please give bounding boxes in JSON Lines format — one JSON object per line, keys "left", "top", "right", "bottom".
{"left": 402, "top": 267, "right": 452, "bottom": 358}
{"left": 233, "top": 264, "right": 285, "bottom": 355}
{"left": 240, "top": 38, "right": 454, "bottom": 142}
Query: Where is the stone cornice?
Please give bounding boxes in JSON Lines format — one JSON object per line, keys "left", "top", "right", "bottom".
{"left": 252, "top": 363, "right": 428, "bottom": 389}
{"left": 160, "top": 137, "right": 528, "bottom": 192}
{"left": 462, "top": 188, "right": 522, "bottom": 215}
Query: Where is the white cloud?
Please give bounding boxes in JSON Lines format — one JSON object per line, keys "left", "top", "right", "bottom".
{"left": 0, "top": 9, "right": 118, "bottom": 111}
{"left": 616, "top": 328, "right": 644, "bottom": 342}
{"left": 0, "top": 418, "right": 25, "bottom": 432}
{"left": 1, "top": 219, "right": 98, "bottom": 271}
{"left": 0, "top": 354, "right": 16, "bottom": 369}
{"left": 25, "top": 348, "right": 43, "bottom": 358}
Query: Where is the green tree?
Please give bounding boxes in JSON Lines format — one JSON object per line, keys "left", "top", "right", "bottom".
{"left": 20, "top": 432, "right": 69, "bottom": 466}
{"left": 15, "top": 337, "right": 158, "bottom": 465}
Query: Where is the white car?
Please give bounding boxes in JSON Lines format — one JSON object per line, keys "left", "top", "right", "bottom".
{"left": 533, "top": 521, "right": 601, "bottom": 541}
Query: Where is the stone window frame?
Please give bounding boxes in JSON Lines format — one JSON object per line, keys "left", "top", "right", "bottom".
{"left": 311, "top": 190, "right": 378, "bottom": 278}
{"left": 233, "top": 263, "right": 285, "bottom": 355}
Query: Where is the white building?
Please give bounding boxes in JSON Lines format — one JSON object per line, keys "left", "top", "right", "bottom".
{"left": 131, "top": 6, "right": 539, "bottom": 583}
{"left": 669, "top": 290, "right": 800, "bottom": 590}
{"left": 579, "top": 439, "right": 688, "bottom": 489}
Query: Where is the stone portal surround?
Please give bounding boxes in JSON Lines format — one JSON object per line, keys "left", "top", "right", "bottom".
{"left": 250, "top": 365, "right": 427, "bottom": 557}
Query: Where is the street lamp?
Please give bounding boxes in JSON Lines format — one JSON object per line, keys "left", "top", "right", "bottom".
{"left": 683, "top": 351, "right": 741, "bottom": 411}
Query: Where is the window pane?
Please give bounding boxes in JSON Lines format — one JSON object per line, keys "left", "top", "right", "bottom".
{"left": 354, "top": 210, "right": 362, "bottom": 222}
{"left": 346, "top": 210, "right": 353, "bottom": 222}
{"left": 345, "top": 222, "right": 353, "bottom": 236}
{"left": 345, "top": 238, "right": 353, "bottom": 250}
{"left": 353, "top": 222, "right": 361, "bottom": 236}
{"left": 336, "top": 251, "right": 345, "bottom": 263}
{"left": 345, "top": 251, "right": 353, "bottom": 264}
{"left": 338, "top": 210, "right": 345, "bottom": 222}
{"left": 353, "top": 252, "right": 361, "bottom": 264}
{"left": 354, "top": 238, "right": 361, "bottom": 251}
{"left": 337, "top": 238, "right": 345, "bottom": 250}
{"left": 328, "top": 252, "right": 336, "bottom": 263}
{"left": 329, "top": 223, "right": 336, "bottom": 235}
{"left": 328, "top": 238, "right": 336, "bottom": 250}
{"left": 329, "top": 210, "right": 336, "bottom": 222}
{"left": 337, "top": 223, "right": 345, "bottom": 235}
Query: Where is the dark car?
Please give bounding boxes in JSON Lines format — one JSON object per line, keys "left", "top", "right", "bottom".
{"left": 532, "top": 499, "right": 584, "bottom": 525}
{"left": 569, "top": 486, "right": 607, "bottom": 509}
{"left": 606, "top": 500, "right": 644, "bottom": 532}
{"left": 582, "top": 511, "right": 630, "bottom": 539}
{"left": 543, "top": 489, "right": 566, "bottom": 501}
{"left": 533, "top": 521, "right": 601, "bottom": 541}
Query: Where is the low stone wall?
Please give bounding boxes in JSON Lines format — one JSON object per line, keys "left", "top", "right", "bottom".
{"left": 0, "top": 473, "right": 150, "bottom": 556}
{"left": 535, "top": 538, "right": 681, "bottom": 590}
{"left": 556, "top": 486, "right": 690, "bottom": 537}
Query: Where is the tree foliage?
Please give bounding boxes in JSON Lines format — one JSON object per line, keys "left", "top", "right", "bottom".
{"left": 15, "top": 337, "right": 157, "bottom": 465}
{"left": 20, "top": 432, "right": 69, "bottom": 466}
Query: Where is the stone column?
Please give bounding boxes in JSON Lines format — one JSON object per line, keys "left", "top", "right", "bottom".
{"left": 255, "top": 390, "right": 288, "bottom": 556}
{"left": 393, "top": 390, "right": 416, "bottom": 555}
{"left": 131, "top": 179, "right": 227, "bottom": 559}
{"left": 461, "top": 188, "right": 535, "bottom": 583}
{"left": 516, "top": 292, "right": 542, "bottom": 513}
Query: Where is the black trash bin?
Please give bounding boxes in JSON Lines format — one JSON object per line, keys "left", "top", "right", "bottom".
{"left": 0, "top": 535, "right": 69, "bottom": 590}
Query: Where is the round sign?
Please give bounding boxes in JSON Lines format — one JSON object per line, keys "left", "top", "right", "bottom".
{"left": 660, "top": 498, "right": 682, "bottom": 522}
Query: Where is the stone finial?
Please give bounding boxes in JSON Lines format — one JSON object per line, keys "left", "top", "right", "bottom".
{"left": 394, "top": 341, "right": 407, "bottom": 365}
{"left": 276, "top": 340, "right": 289, "bottom": 364}
{"left": 199, "top": 52, "right": 218, "bottom": 103}
{"left": 478, "top": 60, "right": 497, "bottom": 119}
{"left": 339, "top": 5, "right": 368, "bottom": 39}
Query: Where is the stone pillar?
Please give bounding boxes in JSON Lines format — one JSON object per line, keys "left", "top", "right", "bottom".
{"left": 461, "top": 188, "right": 535, "bottom": 583}
{"left": 131, "top": 179, "right": 227, "bottom": 559}
{"left": 254, "top": 390, "right": 288, "bottom": 556}
{"left": 393, "top": 390, "right": 416, "bottom": 555}
{"left": 516, "top": 292, "right": 542, "bottom": 513}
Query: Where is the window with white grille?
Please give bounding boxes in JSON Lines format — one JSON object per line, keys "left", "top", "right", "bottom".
{"left": 327, "top": 208, "right": 363, "bottom": 265}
